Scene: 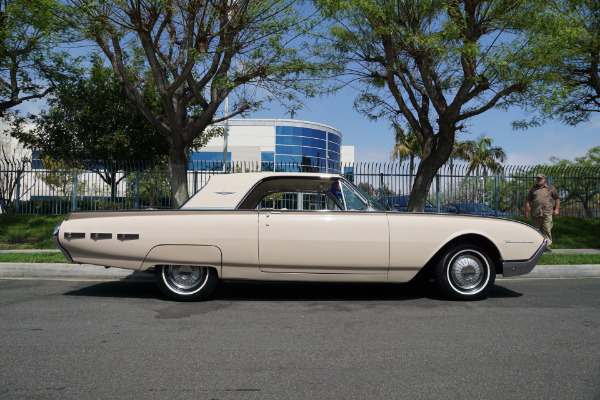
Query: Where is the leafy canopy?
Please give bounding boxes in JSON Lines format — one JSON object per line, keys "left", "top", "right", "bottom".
{"left": 0, "top": 0, "right": 76, "bottom": 114}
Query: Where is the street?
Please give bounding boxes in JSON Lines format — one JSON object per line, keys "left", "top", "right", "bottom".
{"left": 1, "top": 277, "right": 599, "bottom": 400}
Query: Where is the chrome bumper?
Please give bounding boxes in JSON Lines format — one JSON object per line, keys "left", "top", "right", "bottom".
{"left": 502, "top": 239, "right": 547, "bottom": 277}
{"left": 53, "top": 222, "right": 74, "bottom": 263}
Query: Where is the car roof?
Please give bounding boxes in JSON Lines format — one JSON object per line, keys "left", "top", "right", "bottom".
{"left": 180, "top": 172, "right": 340, "bottom": 209}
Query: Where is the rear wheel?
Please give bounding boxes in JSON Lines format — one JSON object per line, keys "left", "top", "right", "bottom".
{"left": 435, "top": 245, "right": 495, "bottom": 300}
{"left": 155, "top": 265, "right": 218, "bottom": 301}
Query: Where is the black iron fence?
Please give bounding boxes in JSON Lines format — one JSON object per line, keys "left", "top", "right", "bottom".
{"left": 1, "top": 159, "right": 598, "bottom": 217}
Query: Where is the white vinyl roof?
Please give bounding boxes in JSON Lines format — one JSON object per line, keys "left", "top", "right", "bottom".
{"left": 180, "top": 172, "right": 339, "bottom": 210}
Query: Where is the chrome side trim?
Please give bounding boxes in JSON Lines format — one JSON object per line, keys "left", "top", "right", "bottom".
{"left": 91, "top": 233, "right": 112, "bottom": 240}
{"left": 117, "top": 233, "right": 139, "bottom": 241}
{"left": 502, "top": 239, "right": 547, "bottom": 277}
{"left": 53, "top": 223, "right": 74, "bottom": 262}
{"left": 64, "top": 232, "right": 85, "bottom": 239}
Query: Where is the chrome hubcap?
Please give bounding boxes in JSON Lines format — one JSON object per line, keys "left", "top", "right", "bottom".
{"left": 450, "top": 254, "right": 484, "bottom": 290}
{"left": 166, "top": 265, "right": 205, "bottom": 290}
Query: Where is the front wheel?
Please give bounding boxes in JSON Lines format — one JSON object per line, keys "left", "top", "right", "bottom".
{"left": 435, "top": 245, "right": 496, "bottom": 301}
{"left": 155, "top": 265, "right": 218, "bottom": 301}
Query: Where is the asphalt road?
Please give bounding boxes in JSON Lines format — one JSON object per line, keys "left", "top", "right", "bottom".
{"left": 1, "top": 277, "right": 599, "bottom": 400}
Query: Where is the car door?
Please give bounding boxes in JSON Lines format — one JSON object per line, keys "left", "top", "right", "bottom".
{"left": 258, "top": 186, "right": 389, "bottom": 275}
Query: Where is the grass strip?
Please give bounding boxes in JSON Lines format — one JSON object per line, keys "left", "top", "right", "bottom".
{"left": 0, "top": 252, "right": 71, "bottom": 263}
{"left": 537, "top": 253, "right": 600, "bottom": 265}
{"left": 0, "top": 214, "right": 66, "bottom": 249}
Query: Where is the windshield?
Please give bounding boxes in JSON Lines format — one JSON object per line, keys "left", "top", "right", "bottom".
{"left": 352, "top": 184, "right": 389, "bottom": 212}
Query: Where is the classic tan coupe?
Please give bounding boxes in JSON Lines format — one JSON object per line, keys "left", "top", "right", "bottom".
{"left": 54, "top": 172, "right": 546, "bottom": 301}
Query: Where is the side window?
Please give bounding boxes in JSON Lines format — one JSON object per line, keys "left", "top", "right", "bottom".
{"left": 341, "top": 183, "right": 367, "bottom": 211}
{"left": 257, "top": 192, "right": 341, "bottom": 211}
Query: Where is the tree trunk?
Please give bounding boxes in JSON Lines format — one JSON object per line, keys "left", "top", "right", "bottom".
{"left": 408, "top": 157, "right": 440, "bottom": 212}
{"left": 169, "top": 139, "right": 190, "bottom": 208}
{"left": 110, "top": 172, "right": 118, "bottom": 203}
{"left": 409, "top": 155, "right": 415, "bottom": 190}
{"left": 407, "top": 127, "right": 455, "bottom": 212}
{"left": 583, "top": 197, "right": 592, "bottom": 218}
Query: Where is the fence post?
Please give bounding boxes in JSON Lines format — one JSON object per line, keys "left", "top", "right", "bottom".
{"left": 494, "top": 175, "right": 499, "bottom": 217}
{"left": 72, "top": 170, "right": 78, "bottom": 211}
{"left": 134, "top": 172, "right": 140, "bottom": 209}
{"left": 436, "top": 173, "right": 441, "bottom": 213}
{"left": 379, "top": 172, "right": 384, "bottom": 200}
{"left": 15, "top": 170, "right": 21, "bottom": 214}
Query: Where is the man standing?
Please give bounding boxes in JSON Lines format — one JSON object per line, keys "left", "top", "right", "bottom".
{"left": 525, "top": 173, "right": 561, "bottom": 252}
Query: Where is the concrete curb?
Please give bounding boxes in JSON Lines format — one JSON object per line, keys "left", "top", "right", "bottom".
{"left": 1, "top": 263, "right": 599, "bottom": 280}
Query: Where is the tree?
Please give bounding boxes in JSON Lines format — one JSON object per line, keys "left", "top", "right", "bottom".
{"left": 464, "top": 134, "right": 506, "bottom": 177}
{"left": 516, "top": 1, "right": 600, "bottom": 126}
{"left": 390, "top": 124, "right": 421, "bottom": 188}
{"left": 68, "top": 0, "right": 327, "bottom": 207}
{"left": 0, "top": 0, "right": 75, "bottom": 115}
{"left": 548, "top": 146, "right": 600, "bottom": 217}
{"left": 11, "top": 56, "right": 173, "bottom": 201}
{"left": 461, "top": 134, "right": 505, "bottom": 204}
{"left": 447, "top": 138, "right": 475, "bottom": 200}
{"left": 318, "top": 0, "right": 553, "bottom": 211}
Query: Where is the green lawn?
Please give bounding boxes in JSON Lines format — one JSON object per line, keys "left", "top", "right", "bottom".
{"left": 509, "top": 216, "right": 600, "bottom": 249}
{"left": 538, "top": 253, "right": 600, "bottom": 265}
{"left": 0, "top": 252, "right": 70, "bottom": 263}
{"left": 0, "top": 214, "right": 66, "bottom": 249}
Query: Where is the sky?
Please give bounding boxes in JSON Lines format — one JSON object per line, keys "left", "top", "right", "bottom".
{"left": 250, "top": 85, "right": 599, "bottom": 166}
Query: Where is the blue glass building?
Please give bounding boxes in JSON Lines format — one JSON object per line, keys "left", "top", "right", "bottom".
{"left": 189, "top": 119, "right": 351, "bottom": 173}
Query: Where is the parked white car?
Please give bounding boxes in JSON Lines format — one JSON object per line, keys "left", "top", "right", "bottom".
{"left": 54, "top": 172, "right": 546, "bottom": 301}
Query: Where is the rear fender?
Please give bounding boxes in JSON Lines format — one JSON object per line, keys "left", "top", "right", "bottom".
{"left": 141, "top": 245, "right": 223, "bottom": 277}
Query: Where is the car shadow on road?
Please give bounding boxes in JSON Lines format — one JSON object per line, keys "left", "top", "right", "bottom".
{"left": 63, "top": 278, "right": 523, "bottom": 302}
{"left": 64, "top": 280, "right": 160, "bottom": 300}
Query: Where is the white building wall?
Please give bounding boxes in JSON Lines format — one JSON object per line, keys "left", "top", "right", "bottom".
{"left": 341, "top": 146, "right": 355, "bottom": 165}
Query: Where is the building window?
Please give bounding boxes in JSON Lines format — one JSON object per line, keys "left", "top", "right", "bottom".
{"left": 261, "top": 152, "right": 274, "bottom": 171}
{"left": 275, "top": 126, "right": 341, "bottom": 173}
{"left": 189, "top": 152, "right": 230, "bottom": 170}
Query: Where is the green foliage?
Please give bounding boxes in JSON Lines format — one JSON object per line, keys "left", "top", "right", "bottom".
{"left": 464, "top": 135, "right": 506, "bottom": 176}
{"left": 512, "top": 1, "right": 600, "bottom": 126}
{"left": 0, "top": 0, "right": 77, "bottom": 114}
{"left": 36, "top": 156, "right": 85, "bottom": 198}
{"left": 546, "top": 146, "right": 600, "bottom": 218}
{"left": 13, "top": 55, "right": 169, "bottom": 165}
{"left": 125, "top": 158, "right": 171, "bottom": 209}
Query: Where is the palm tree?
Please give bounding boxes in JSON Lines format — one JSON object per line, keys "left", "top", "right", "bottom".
{"left": 391, "top": 124, "right": 422, "bottom": 189}
{"left": 448, "top": 139, "right": 476, "bottom": 201}
{"left": 463, "top": 134, "right": 506, "bottom": 203}
{"left": 465, "top": 134, "right": 506, "bottom": 177}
